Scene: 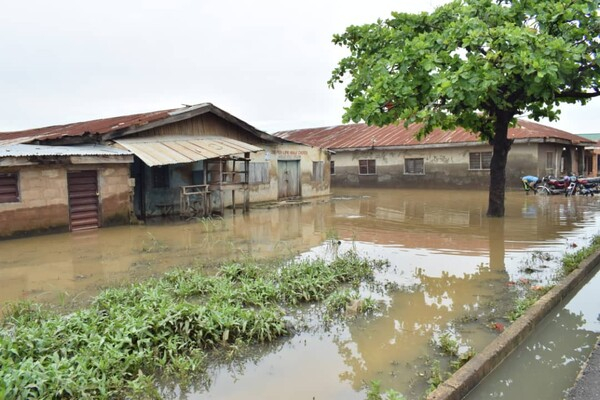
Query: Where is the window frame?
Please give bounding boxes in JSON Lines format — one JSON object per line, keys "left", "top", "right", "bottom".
{"left": 404, "top": 158, "right": 425, "bottom": 175}
{"left": 312, "top": 161, "right": 324, "bottom": 182}
{"left": 0, "top": 172, "right": 20, "bottom": 203}
{"left": 249, "top": 162, "right": 270, "bottom": 184}
{"left": 358, "top": 159, "right": 376, "bottom": 175}
{"left": 330, "top": 160, "right": 335, "bottom": 176}
{"left": 469, "top": 151, "right": 492, "bottom": 170}
{"left": 546, "top": 151, "right": 554, "bottom": 170}
{"left": 152, "top": 166, "right": 170, "bottom": 189}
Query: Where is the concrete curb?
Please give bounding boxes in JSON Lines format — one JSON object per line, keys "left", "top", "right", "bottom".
{"left": 426, "top": 248, "right": 600, "bottom": 400}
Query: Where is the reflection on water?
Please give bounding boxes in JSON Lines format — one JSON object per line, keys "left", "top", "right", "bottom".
{"left": 465, "top": 267, "right": 600, "bottom": 400}
{"left": 1, "top": 188, "right": 600, "bottom": 399}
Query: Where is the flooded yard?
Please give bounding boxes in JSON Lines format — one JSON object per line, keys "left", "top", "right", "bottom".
{"left": 1, "top": 188, "right": 600, "bottom": 399}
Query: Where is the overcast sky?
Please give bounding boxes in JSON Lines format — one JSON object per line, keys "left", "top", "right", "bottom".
{"left": 1, "top": 0, "right": 598, "bottom": 134}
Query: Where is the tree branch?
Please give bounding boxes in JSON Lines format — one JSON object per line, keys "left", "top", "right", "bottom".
{"left": 555, "top": 90, "right": 600, "bottom": 99}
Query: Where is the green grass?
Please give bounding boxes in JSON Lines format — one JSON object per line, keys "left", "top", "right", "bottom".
{"left": 0, "top": 250, "right": 382, "bottom": 399}
{"left": 562, "top": 235, "right": 600, "bottom": 276}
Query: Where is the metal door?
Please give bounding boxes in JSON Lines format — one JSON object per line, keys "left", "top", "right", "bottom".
{"left": 67, "top": 170, "right": 100, "bottom": 231}
{"left": 278, "top": 160, "right": 300, "bottom": 199}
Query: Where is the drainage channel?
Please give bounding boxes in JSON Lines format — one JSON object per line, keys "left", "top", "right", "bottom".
{"left": 464, "top": 264, "right": 600, "bottom": 399}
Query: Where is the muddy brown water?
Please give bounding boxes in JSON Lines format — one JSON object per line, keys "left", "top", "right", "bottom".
{"left": 1, "top": 188, "right": 600, "bottom": 399}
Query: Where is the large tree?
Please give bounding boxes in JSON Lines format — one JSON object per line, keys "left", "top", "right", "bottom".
{"left": 329, "top": 0, "right": 600, "bottom": 217}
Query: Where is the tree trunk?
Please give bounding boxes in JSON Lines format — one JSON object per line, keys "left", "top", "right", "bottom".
{"left": 487, "top": 113, "right": 513, "bottom": 217}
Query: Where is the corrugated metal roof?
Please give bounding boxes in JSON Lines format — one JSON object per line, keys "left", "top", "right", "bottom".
{"left": 0, "top": 103, "right": 284, "bottom": 145}
{"left": 0, "top": 143, "right": 131, "bottom": 157}
{"left": 0, "top": 110, "right": 172, "bottom": 145}
{"left": 274, "top": 119, "right": 594, "bottom": 150}
{"left": 114, "top": 136, "right": 262, "bottom": 167}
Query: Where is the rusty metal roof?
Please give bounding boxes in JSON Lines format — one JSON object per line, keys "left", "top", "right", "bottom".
{"left": 274, "top": 120, "right": 594, "bottom": 150}
{"left": 114, "top": 136, "right": 262, "bottom": 167}
{"left": 0, "top": 103, "right": 283, "bottom": 145}
{"left": 0, "top": 143, "right": 131, "bottom": 158}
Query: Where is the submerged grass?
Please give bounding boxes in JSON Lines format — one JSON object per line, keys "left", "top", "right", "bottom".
{"left": 561, "top": 235, "right": 600, "bottom": 276}
{"left": 506, "top": 235, "right": 600, "bottom": 322}
{"left": 0, "top": 250, "right": 381, "bottom": 399}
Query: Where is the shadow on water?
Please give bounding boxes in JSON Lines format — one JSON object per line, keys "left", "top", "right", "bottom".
{"left": 1, "top": 188, "right": 600, "bottom": 399}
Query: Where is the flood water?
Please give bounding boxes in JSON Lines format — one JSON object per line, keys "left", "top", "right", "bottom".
{"left": 1, "top": 188, "right": 600, "bottom": 399}
{"left": 465, "top": 264, "right": 600, "bottom": 400}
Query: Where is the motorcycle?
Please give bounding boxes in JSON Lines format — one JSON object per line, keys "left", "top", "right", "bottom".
{"left": 573, "top": 176, "right": 600, "bottom": 196}
{"left": 538, "top": 175, "right": 573, "bottom": 195}
{"left": 538, "top": 175, "right": 600, "bottom": 196}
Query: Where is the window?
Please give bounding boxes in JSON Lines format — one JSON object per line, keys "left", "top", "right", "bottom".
{"left": 405, "top": 158, "right": 424, "bottom": 174}
{"left": 359, "top": 159, "right": 376, "bottom": 175}
{"left": 0, "top": 173, "right": 19, "bottom": 203}
{"left": 152, "top": 166, "right": 170, "bottom": 188}
{"left": 546, "top": 152, "right": 554, "bottom": 169}
{"left": 469, "top": 152, "right": 492, "bottom": 170}
{"left": 249, "top": 162, "right": 270, "bottom": 184}
{"left": 330, "top": 160, "right": 335, "bottom": 175}
{"left": 312, "top": 161, "right": 324, "bottom": 182}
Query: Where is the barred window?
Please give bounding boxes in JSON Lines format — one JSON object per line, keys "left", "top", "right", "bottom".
{"left": 249, "top": 162, "right": 270, "bottom": 184}
{"left": 330, "top": 160, "right": 335, "bottom": 175}
{"left": 0, "top": 173, "right": 19, "bottom": 203}
{"left": 469, "top": 152, "right": 492, "bottom": 170}
{"left": 152, "top": 166, "right": 170, "bottom": 188}
{"left": 405, "top": 158, "right": 424, "bottom": 174}
{"left": 359, "top": 159, "right": 376, "bottom": 175}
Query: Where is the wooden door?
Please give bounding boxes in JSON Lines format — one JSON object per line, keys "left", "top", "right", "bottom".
{"left": 278, "top": 160, "right": 300, "bottom": 199}
{"left": 67, "top": 170, "right": 100, "bottom": 231}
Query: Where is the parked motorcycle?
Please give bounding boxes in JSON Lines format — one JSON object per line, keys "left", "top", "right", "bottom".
{"left": 538, "top": 175, "right": 572, "bottom": 195}
{"left": 573, "top": 176, "right": 600, "bottom": 196}
{"left": 538, "top": 175, "right": 600, "bottom": 196}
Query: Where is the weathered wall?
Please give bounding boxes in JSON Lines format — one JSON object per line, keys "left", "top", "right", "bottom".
{"left": 136, "top": 113, "right": 263, "bottom": 145}
{"left": 0, "top": 164, "right": 132, "bottom": 238}
{"left": 98, "top": 166, "right": 133, "bottom": 226}
{"left": 248, "top": 143, "right": 331, "bottom": 202}
{"left": 133, "top": 114, "right": 330, "bottom": 215}
{"left": 330, "top": 143, "right": 570, "bottom": 189}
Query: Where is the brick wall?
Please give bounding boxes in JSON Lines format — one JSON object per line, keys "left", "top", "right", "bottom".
{"left": 0, "top": 164, "right": 132, "bottom": 238}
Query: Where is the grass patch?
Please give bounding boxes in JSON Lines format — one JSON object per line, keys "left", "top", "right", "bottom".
{"left": 0, "top": 250, "right": 382, "bottom": 399}
{"left": 562, "top": 235, "right": 600, "bottom": 276}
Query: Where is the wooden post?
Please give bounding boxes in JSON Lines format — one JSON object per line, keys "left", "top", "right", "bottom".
{"left": 244, "top": 152, "right": 250, "bottom": 213}
{"left": 232, "top": 190, "right": 236, "bottom": 215}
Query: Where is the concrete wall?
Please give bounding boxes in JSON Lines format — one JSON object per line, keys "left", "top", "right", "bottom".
{"left": 0, "top": 163, "right": 132, "bottom": 238}
{"left": 330, "top": 142, "right": 572, "bottom": 189}
{"left": 248, "top": 143, "right": 331, "bottom": 203}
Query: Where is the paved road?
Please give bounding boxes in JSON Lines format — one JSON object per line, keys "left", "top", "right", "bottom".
{"left": 567, "top": 336, "right": 600, "bottom": 400}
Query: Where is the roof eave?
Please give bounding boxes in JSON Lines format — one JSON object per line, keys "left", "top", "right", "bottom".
{"left": 104, "top": 103, "right": 287, "bottom": 144}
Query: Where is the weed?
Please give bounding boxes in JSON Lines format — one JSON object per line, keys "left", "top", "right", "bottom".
{"left": 450, "top": 347, "right": 476, "bottom": 371}
{"left": 438, "top": 332, "right": 459, "bottom": 357}
{"left": 562, "top": 235, "right": 600, "bottom": 276}
{"left": 141, "top": 232, "right": 169, "bottom": 253}
{"left": 0, "top": 249, "right": 384, "bottom": 398}
{"left": 366, "top": 380, "right": 406, "bottom": 400}
{"left": 507, "top": 293, "right": 540, "bottom": 321}
{"left": 427, "top": 360, "right": 446, "bottom": 393}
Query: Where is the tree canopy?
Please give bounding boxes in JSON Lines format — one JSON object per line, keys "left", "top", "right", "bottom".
{"left": 329, "top": 0, "right": 600, "bottom": 216}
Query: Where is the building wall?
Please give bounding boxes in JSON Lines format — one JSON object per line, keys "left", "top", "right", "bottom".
{"left": 329, "top": 143, "right": 571, "bottom": 189}
{"left": 131, "top": 116, "right": 331, "bottom": 216}
{"left": 0, "top": 163, "right": 132, "bottom": 238}
{"left": 136, "top": 113, "right": 263, "bottom": 145}
{"left": 248, "top": 143, "right": 331, "bottom": 202}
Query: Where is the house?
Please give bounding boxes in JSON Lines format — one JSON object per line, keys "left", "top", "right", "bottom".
{"left": 0, "top": 103, "right": 330, "bottom": 238}
{"left": 579, "top": 133, "right": 600, "bottom": 176}
{"left": 274, "top": 120, "right": 595, "bottom": 189}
